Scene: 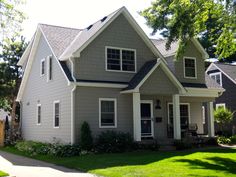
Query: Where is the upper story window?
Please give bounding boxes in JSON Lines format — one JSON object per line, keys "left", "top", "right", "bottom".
{"left": 216, "top": 103, "right": 225, "bottom": 110}
{"left": 99, "top": 98, "right": 117, "bottom": 128}
{"left": 210, "top": 72, "right": 222, "bottom": 86}
{"left": 40, "top": 58, "right": 45, "bottom": 76}
{"left": 184, "top": 57, "right": 197, "bottom": 79}
{"left": 47, "top": 55, "right": 52, "bottom": 82}
{"left": 106, "top": 47, "right": 136, "bottom": 72}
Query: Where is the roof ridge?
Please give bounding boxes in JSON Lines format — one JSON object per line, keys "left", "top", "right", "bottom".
{"left": 39, "top": 23, "right": 82, "bottom": 31}
{"left": 215, "top": 62, "right": 236, "bottom": 66}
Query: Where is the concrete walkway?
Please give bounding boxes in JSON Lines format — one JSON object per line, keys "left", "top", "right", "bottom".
{"left": 0, "top": 151, "right": 96, "bottom": 177}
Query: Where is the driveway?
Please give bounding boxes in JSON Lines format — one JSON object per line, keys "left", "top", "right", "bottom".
{"left": 0, "top": 151, "right": 96, "bottom": 177}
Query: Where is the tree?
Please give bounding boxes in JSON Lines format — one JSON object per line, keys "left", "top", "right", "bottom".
{"left": 214, "top": 107, "right": 235, "bottom": 134}
{"left": 80, "top": 121, "right": 93, "bottom": 150}
{"left": 0, "top": 36, "right": 27, "bottom": 139}
{"left": 141, "top": 0, "right": 236, "bottom": 59}
{"left": 0, "top": 0, "right": 26, "bottom": 40}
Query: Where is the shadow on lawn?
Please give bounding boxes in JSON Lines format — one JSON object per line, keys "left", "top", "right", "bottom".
{"left": 174, "top": 156, "right": 236, "bottom": 175}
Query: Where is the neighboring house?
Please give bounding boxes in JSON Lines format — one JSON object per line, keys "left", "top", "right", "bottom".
{"left": 206, "top": 63, "right": 236, "bottom": 134}
{"left": 17, "top": 7, "right": 224, "bottom": 144}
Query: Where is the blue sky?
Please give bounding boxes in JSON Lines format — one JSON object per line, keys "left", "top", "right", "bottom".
{"left": 20, "top": 0, "right": 160, "bottom": 40}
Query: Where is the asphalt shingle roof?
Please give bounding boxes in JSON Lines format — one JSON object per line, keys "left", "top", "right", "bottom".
{"left": 214, "top": 63, "right": 236, "bottom": 83}
{"left": 151, "top": 39, "right": 178, "bottom": 57}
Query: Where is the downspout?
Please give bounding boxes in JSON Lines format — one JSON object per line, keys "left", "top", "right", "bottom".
{"left": 69, "top": 57, "right": 76, "bottom": 144}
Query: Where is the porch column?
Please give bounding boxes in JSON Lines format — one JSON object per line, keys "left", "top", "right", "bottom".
{"left": 133, "top": 92, "right": 141, "bottom": 141}
{"left": 173, "top": 94, "right": 181, "bottom": 140}
{"left": 207, "top": 102, "right": 215, "bottom": 137}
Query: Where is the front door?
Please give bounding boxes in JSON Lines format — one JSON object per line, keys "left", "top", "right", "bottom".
{"left": 141, "top": 101, "right": 153, "bottom": 138}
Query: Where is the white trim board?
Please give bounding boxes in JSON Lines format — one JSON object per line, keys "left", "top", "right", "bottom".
{"left": 209, "top": 72, "right": 222, "bottom": 86}
{"left": 53, "top": 100, "right": 60, "bottom": 128}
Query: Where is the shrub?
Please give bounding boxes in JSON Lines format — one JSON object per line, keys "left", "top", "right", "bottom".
{"left": 173, "top": 140, "right": 192, "bottom": 150}
{"left": 15, "top": 140, "right": 81, "bottom": 157}
{"left": 230, "top": 135, "right": 236, "bottom": 144}
{"left": 80, "top": 121, "right": 93, "bottom": 150}
{"left": 205, "top": 138, "right": 218, "bottom": 146}
{"left": 95, "top": 130, "right": 133, "bottom": 153}
{"left": 134, "top": 140, "right": 160, "bottom": 151}
{"left": 217, "top": 136, "right": 231, "bottom": 144}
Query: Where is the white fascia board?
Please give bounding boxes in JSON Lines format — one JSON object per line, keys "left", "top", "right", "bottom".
{"left": 181, "top": 87, "right": 224, "bottom": 97}
{"left": 75, "top": 82, "right": 128, "bottom": 88}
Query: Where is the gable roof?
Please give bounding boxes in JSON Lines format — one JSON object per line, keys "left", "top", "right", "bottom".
{"left": 59, "top": 6, "right": 164, "bottom": 60}
{"left": 122, "top": 59, "right": 186, "bottom": 93}
{"left": 151, "top": 38, "right": 209, "bottom": 59}
{"left": 207, "top": 63, "right": 236, "bottom": 85}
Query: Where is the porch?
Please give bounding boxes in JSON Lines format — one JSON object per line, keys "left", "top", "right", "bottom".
{"left": 132, "top": 93, "right": 215, "bottom": 142}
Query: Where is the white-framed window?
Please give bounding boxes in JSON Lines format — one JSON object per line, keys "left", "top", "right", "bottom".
{"left": 47, "top": 55, "right": 52, "bottom": 82}
{"left": 183, "top": 57, "right": 197, "bottom": 79}
{"left": 216, "top": 103, "right": 226, "bottom": 110}
{"left": 105, "top": 46, "right": 136, "bottom": 73}
{"left": 168, "top": 103, "right": 190, "bottom": 127}
{"left": 36, "top": 104, "right": 41, "bottom": 125}
{"left": 53, "top": 100, "right": 60, "bottom": 128}
{"left": 210, "top": 72, "right": 222, "bottom": 86}
{"left": 99, "top": 98, "right": 117, "bottom": 128}
{"left": 40, "top": 58, "right": 45, "bottom": 76}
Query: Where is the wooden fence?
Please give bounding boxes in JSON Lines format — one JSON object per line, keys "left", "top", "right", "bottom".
{"left": 0, "top": 120, "right": 5, "bottom": 147}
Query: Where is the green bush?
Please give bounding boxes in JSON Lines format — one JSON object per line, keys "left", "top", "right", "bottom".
{"left": 80, "top": 121, "right": 93, "bottom": 150}
{"left": 15, "top": 141, "right": 81, "bottom": 157}
{"left": 95, "top": 130, "right": 133, "bottom": 153}
{"left": 217, "top": 136, "right": 231, "bottom": 144}
{"left": 205, "top": 138, "right": 218, "bottom": 146}
{"left": 230, "top": 135, "right": 236, "bottom": 144}
{"left": 173, "top": 140, "right": 192, "bottom": 150}
{"left": 134, "top": 141, "right": 160, "bottom": 151}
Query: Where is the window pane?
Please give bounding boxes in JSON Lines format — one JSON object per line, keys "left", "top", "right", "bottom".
{"left": 38, "top": 106, "right": 41, "bottom": 124}
{"left": 100, "top": 100, "right": 115, "bottom": 127}
{"left": 41, "top": 60, "right": 45, "bottom": 75}
{"left": 54, "top": 103, "right": 59, "bottom": 127}
{"left": 185, "top": 58, "right": 195, "bottom": 77}
{"left": 107, "top": 48, "right": 121, "bottom": 70}
{"left": 49, "top": 57, "right": 52, "bottom": 80}
{"left": 122, "top": 50, "right": 135, "bottom": 71}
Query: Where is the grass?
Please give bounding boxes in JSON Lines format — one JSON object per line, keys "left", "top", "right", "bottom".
{"left": 0, "top": 170, "right": 9, "bottom": 177}
{"left": 1, "top": 146, "right": 236, "bottom": 177}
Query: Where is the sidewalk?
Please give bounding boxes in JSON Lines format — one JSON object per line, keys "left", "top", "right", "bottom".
{"left": 0, "top": 151, "right": 96, "bottom": 177}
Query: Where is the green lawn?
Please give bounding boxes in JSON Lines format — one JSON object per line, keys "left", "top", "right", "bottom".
{"left": 0, "top": 170, "right": 8, "bottom": 177}
{"left": 1, "top": 147, "right": 236, "bottom": 177}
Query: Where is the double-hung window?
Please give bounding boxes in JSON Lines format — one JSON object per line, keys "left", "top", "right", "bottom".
{"left": 40, "top": 58, "right": 45, "bottom": 76}
{"left": 210, "top": 72, "right": 222, "bottom": 86}
{"left": 184, "top": 57, "right": 197, "bottom": 78}
{"left": 99, "top": 98, "right": 117, "bottom": 128}
{"left": 36, "top": 104, "right": 41, "bottom": 125}
{"left": 106, "top": 47, "right": 136, "bottom": 72}
{"left": 53, "top": 101, "right": 60, "bottom": 128}
{"left": 47, "top": 55, "right": 52, "bottom": 82}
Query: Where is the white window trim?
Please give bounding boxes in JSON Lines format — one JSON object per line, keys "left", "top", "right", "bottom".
{"left": 167, "top": 102, "right": 191, "bottom": 125}
{"left": 105, "top": 46, "right": 137, "bottom": 73}
{"left": 99, "top": 98, "right": 117, "bottom": 128}
{"left": 47, "top": 55, "right": 53, "bottom": 82}
{"left": 183, "top": 57, "right": 197, "bottom": 79}
{"left": 36, "top": 104, "right": 41, "bottom": 125}
{"left": 216, "top": 103, "right": 226, "bottom": 110}
{"left": 209, "top": 72, "right": 222, "bottom": 86}
{"left": 53, "top": 100, "right": 60, "bottom": 128}
{"left": 202, "top": 106, "right": 205, "bottom": 124}
{"left": 40, "top": 58, "right": 45, "bottom": 77}
{"left": 140, "top": 100, "right": 154, "bottom": 138}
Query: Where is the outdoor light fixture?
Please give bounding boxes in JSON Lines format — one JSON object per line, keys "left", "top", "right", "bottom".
{"left": 155, "top": 99, "right": 161, "bottom": 109}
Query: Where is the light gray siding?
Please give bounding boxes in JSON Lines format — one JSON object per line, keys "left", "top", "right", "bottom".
{"left": 74, "top": 87, "right": 133, "bottom": 143}
{"left": 21, "top": 35, "right": 72, "bottom": 143}
{"left": 140, "top": 66, "right": 178, "bottom": 95}
{"left": 75, "top": 14, "right": 157, "bottom": 82}
{"left": 164, "top": 41, "right": 205, "bottom": 84}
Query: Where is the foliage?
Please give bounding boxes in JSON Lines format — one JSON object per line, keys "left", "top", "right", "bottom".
{"left": 204, "top": 137, "right": 218, "bottom": 146}
{"left": 0, "top": 0, "right": 26, "bottom": 40}
{"left": 217, "top": 136, "right": 231, "bottom": 144}
{"left": 0, "top": 170, "right": 9, "bottom": 177}
{"left": 80, "top": 121, "right": 93, "bottom": 150}
{"left": 141, "top": 0, "right": 236, "bottom": 59}
{"left": 214, "top": 107, "right": 234, "bottom": 126}
{"left": 95, "top": 130, "right": 133, "bottom": 153}
{"left": 134, "top": 140, "right": 160, "bottom": 151}
{"left": 230, "top": 135, "right": 236, "bottom": 144}
{"left": 15, "top": 140, "right": 81, "bottom": 157}
{"left": 173, "top": 140, "right": 192, "bottom": 150}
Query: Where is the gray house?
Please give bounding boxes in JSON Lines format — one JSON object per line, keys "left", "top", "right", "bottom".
{"left": 206, "top": 63, "right": 236, "bottom": 135}
{"left": 17, "top": 7, "right": 224, "bottom": 144}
